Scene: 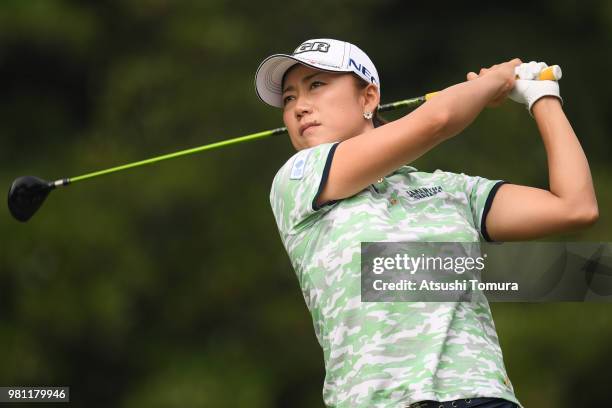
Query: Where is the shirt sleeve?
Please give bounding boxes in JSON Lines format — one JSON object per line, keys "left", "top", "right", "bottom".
{"left": 463, "top": 174, "right": 508, "bottom": 243}
{"left": 269, "top": 142, "right": 340, "bottom": 236}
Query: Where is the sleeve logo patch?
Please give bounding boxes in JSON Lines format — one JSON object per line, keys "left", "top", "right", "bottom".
{"left": 290, "top": 150, "right": 311, "bottom": 180}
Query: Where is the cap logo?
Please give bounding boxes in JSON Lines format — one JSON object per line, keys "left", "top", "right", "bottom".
{"left": 293, "top": 41, "right": 330, "bottom": 55}
{"left": 349, "top": 58, "right": 377, "bottom": 84}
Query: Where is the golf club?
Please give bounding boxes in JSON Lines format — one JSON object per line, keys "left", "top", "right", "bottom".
{"left": 7, "top": 64, "right": 562, "bottom": 222}
{"left": 5, "top": 95, "right": 430, "bottom": 222}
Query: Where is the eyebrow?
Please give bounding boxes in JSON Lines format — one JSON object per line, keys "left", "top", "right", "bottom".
{"left": 282, "top": 72, "right": 325, "bottom": 95}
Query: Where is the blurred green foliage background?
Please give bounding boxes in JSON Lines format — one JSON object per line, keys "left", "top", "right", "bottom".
{"left": 1, "top": 1, "right": 611, "bottom": 407}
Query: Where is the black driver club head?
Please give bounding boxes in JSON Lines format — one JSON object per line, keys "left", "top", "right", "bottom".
{"left": 7, "top": 176, "right": 55, "bottom": 222}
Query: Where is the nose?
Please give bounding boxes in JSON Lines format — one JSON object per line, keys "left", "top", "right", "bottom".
{"left": 294, "top": 94, "right": 313, "bottom": 119}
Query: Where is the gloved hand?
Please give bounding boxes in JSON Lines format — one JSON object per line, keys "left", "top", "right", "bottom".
{"left": 509, "top": 61, "right": 563, "bottom": 116}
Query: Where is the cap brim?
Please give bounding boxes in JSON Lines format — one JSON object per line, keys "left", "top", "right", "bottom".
{"left": 254, "top": 54, "right": 350, "bottom": 108}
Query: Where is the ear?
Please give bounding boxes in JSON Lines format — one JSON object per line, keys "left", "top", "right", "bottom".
{"left": 362, "top": 83, "right": 380, "bottom": 113}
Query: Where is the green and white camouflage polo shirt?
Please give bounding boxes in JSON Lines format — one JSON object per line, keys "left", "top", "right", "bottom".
{"left": 269, "top": 141, "right": 523, "bottom": 408}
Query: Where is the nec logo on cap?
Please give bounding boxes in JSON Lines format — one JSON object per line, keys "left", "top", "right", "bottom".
{"left": 293, "top": 41, "right": 330, "bottom": 55}
{"left": 349, "top": 58, "right": 376, "bottom": 84}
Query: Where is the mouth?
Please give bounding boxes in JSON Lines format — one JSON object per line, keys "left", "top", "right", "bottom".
{"left": 299, "top": 122, "right": 320, "bottom": 136}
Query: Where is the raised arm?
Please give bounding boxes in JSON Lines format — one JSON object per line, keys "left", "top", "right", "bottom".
{"left": 485, "top": 97, "right": 599, "bottom": 241}
{"left": 316, "top": 59, "right": 521, "bottom": 207}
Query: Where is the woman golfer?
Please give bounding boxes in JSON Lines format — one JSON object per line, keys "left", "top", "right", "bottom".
{"left": 254, "top": 38, "right": 598, "bottom": 408}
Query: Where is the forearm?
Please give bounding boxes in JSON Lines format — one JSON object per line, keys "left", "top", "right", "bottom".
{"left": 532, "top": 97, "right": 598, "bottom": 216}
{"left": 420, "top": 73, "right": 507, "bottom": 140}
{"left": 319, "top": 64, "right": 513, "bottom": 204}
{"left": 353, "top": 74, "right": 507, "bottom": 175}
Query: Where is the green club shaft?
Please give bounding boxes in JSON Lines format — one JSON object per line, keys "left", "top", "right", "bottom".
{"left": 67, "top": 127, "right": 288, "bottom": 184}
{"left": 378, "top": 96, "right": 427, "bottom": 112}
{"left": 53, "top": 96, "right": 427, "bottom": 188}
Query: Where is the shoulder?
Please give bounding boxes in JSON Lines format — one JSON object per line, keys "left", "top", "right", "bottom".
{"left": 429, "top": 169, "right": 488, "bottom": 191}
{"left": 272, "top": 142, "right": 339, "bottom": 188}
{"left": 268, "top": 142, "right": 341, "bottom": 235}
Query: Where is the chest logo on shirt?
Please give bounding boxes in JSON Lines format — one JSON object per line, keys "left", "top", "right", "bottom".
{"left": 407, "top": 185, "right": 443, "bottom": 200}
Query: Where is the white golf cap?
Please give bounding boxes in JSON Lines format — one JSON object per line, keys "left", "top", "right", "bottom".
{"left": 255, "top": 38, "right": 380, "bottom": 108}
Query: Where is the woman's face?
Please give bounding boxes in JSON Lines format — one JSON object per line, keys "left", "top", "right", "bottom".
{"left": 281, "top": 64, "right": 378, "bottom": 151}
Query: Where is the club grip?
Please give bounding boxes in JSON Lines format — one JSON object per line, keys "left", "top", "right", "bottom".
{"left": 424, "top": 65, "right": 561, "bottom": 104}
{"left": 537, "top": 65, "right": 562, "bottom": 81}
{"left": 425, "top": 92, "right": 439, "bottom": 101}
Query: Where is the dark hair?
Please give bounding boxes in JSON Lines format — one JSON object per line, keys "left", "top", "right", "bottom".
{"left": 353, "top": 76, "right": 388, "bottom": 128}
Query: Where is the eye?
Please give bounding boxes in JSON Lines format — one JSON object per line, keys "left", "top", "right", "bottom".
{"left": 282, "top": 95, "right": 295, "bottom": 106}
{"left": 310, "top": 80, "right": 324, "bottom": 89}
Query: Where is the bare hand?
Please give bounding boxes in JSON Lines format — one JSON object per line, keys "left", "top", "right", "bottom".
{"left": 466, "top": 58, "right": 522, "bottom": 107}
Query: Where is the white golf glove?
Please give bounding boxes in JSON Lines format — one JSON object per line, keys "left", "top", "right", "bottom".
{"left": 509, "top": 61, "right": 562, "bottom": 116}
